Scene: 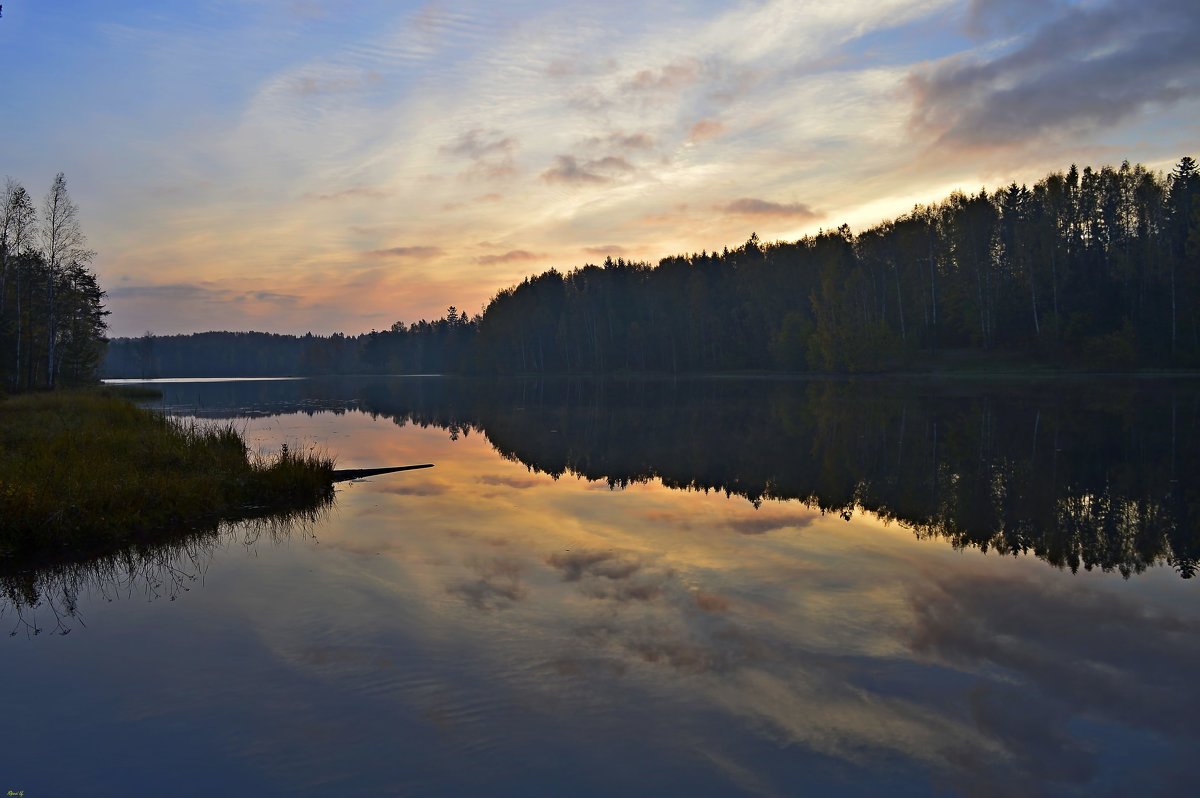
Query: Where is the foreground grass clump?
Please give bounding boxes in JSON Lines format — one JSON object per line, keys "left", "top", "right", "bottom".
{"left": 0, "top": 391, "right": 334, "bottom": 562}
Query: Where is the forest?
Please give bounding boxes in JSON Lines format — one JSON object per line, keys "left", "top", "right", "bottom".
{"left": 103, "top": 156, "right": 1200, "bottom": 377}
{"left": 1, "top": 173, "right": 109, "bottom": 390}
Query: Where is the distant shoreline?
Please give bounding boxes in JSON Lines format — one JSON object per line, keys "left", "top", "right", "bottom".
{"left": 100, "top": 368, "right": 1200, "bottom": 382}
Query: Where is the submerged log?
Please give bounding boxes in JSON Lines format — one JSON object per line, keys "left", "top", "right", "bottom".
{"left": 330, "top": 464, "right": 434, "bottom": 483}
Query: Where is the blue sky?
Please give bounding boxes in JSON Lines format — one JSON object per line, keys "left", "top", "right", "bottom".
{"left": 2, "top": 0, "right": 1197, "bottom": 336}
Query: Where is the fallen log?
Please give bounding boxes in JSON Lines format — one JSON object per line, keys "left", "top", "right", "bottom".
{"left": 330, "top": 464, "right": 434, "bottom": 483}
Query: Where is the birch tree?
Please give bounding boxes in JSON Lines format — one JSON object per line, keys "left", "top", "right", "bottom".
{"left": 40, "top": 172, "right": 92, "bottom": 387}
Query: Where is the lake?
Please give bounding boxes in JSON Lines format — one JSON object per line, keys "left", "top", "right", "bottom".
{"left": 3, "top": 376, "right": 1197, "bottom": 797}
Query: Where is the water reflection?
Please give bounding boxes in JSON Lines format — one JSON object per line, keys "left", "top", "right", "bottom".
{"left": 1, "top": 513, "right": 324, "bottom": 636}
{"left": 5, "top": 376, "right": 1192, "bottom": 796}
{"left": 150, "top": 376, "right": 1200, "bottom": 579}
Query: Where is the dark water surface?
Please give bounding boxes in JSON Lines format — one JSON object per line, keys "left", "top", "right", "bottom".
{"left": 4, "top": 376, "right": 1197, "bottom": 797}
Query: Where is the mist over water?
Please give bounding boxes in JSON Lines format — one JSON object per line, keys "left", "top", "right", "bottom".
{"left": 4, "top": 376, "right": 1197, "bottom": 797}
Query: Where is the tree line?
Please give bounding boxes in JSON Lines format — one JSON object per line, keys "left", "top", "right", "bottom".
{"left": 1, "top": 173, "right": 108, "bottom": 390}
{"left": 103, "top": 310, "right": 476, "bottom": 378}
{"left": 475, "top": 156, "right": 1200, "bottom": 373}
{"left": 104, "top": 156, "right": 1200, "bottom": 377}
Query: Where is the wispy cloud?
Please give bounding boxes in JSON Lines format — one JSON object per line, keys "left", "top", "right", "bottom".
{"left": 583, "top": 244, "right": 627, "bottom": 257}
{"left": 309, "top": 186, "right": 391, "bottom": 202}
{"left": 583, "top": 131, "right": 656, "bottom": 151}
{"left": 441, "top": 128, "right": 517, "bottom": 160}
{"left": 476, "top": 250, "right": 542, "bottom": 265}
{"left": 720, "top": 198, "right": 820, "bottom": 220}
{"left": 440, "top": 128, "right": 518, "bottom": 180}
{"left": 623, "top": 57, "right": 703, "bottom": 94}
{"left": 477, "top": 473, "right": 544, "bottom": 489}
{"left": 541, "top": 154, "right": 635, "bottom": 185}
{"left": 365, "top": 246, "right": 444, "bottom": 259}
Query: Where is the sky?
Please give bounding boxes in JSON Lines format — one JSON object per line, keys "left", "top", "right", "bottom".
{"left": 1, "top": 0, "right": 1197, "bottom": 338}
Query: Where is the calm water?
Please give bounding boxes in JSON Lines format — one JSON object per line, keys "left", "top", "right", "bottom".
{"left": 4, "top": 376, "right": 1197, "bottom": 797}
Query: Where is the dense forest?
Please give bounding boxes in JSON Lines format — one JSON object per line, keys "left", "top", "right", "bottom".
{"left": 104, "top": 156, "right": 1200, "bottom": 377}
{"left": 1, "top": 173, "right": 108, "bottom": 390}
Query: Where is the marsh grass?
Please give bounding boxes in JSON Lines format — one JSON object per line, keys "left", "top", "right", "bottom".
{"left": 0, "top": 390, "right": 335, "bottom": 564}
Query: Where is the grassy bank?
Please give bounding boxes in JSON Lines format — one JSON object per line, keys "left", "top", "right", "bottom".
{"left": 0, "top": 390, "right": 335, "bottom": 564}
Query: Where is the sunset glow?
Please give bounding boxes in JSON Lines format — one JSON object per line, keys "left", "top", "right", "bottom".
{"left": 2, "top": 0, "right": 1196, "bottom": 336}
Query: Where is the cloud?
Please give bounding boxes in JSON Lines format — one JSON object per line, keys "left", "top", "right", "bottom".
{"left": 446, "top": 557, "right": 526, "bottom": 611}
{"left": 364, "top": 246, "right": 444, "bottom": 259}
{"left": 624, "top": 57, "right": 703, "bottom": 93}
{"left": 246, "top": 290, "right": 301, "bottom": 305}
{"left": 725, "top": 512, "right": 818, "bottom": 535}
{"left": 909, "top": 0, "right": 1200, "bottom": 149}
{"left": 308, "top": 186, "right": 391, "bottom": 202}
{"left": 583, "top": 131, "right": 655, "bottom": 150}
{"left": 108, "top": 282, "right": 231, "bottom": 301}
{"left": 687, "top": 119, "right": 725, "bottom": 143}
{"left": 907, "top": 569, "right": 1200, "bottom": 790}
{"left": 719, "top": 198, "right": 819, "bottom": 220}
{"left": 540, "top": 155, "right": 607, "bottom": 185}
{"left": 546, "top": 550, "right": 642, "bottom": 582}
{"left": 475, "top": 250, "right": 542, "bottom": 266}
{"left": 108, "top": 282, "right": 301, "bottom": 306}
{"left": 541, "top": 154, "right": 634, "bottom": 185}
{"left": 583, "top": 244, "right": 627, "bottom": 257}
{"left": 440, "top": 128, "right": 516, "bottom": 160}
{"left": 440, "top": 128, "right": 517, "bottom": 179}
{"left": 574, "top": 612, "right": 765, "bottom": 676}
{"left": 377, "top": 483, "right": 446, "bottom": 497}
{"left": 476, "top": 473, "right": 543, "bottom": 488}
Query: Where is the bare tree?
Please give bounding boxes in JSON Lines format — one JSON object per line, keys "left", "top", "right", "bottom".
{"left": 40, "top": 173, "right": 92, "bottom": 388}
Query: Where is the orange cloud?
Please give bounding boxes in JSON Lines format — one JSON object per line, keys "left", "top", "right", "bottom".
{"left": 688, "top": 119, "right": 725, "bottom": 143}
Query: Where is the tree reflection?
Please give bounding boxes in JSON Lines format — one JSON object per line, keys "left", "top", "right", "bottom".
{"left": 143, "top": 376, "right": 1200, "bottom": 579}
{"left": 1, "top": 508, "right": 327, "bottom": 636}
{"left": 361, "top": 378, "right": 1199, "bottom": 579}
